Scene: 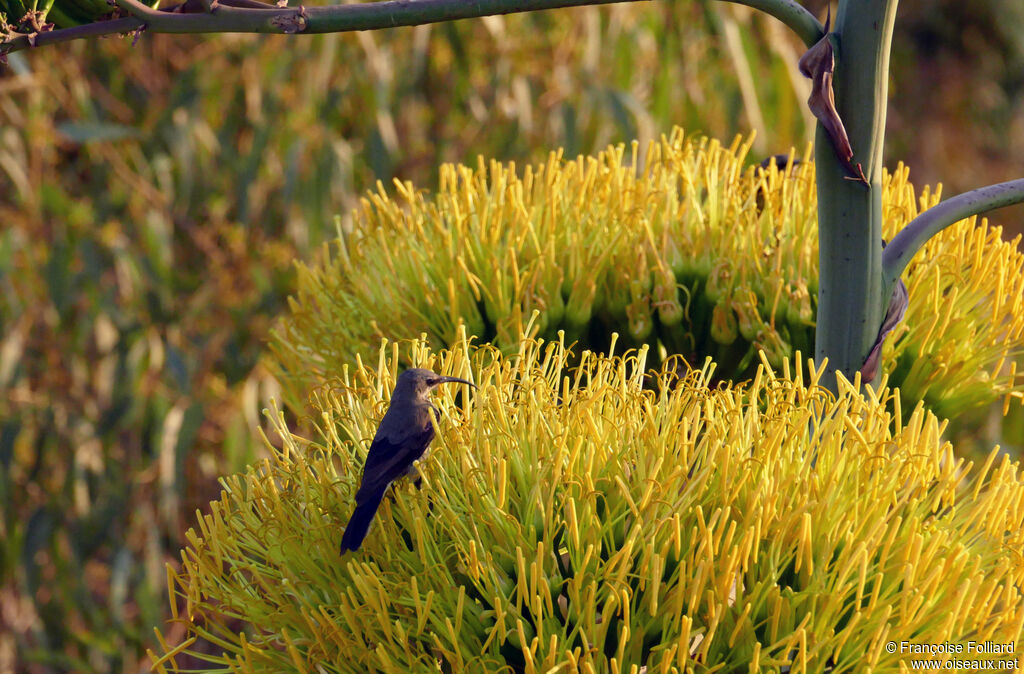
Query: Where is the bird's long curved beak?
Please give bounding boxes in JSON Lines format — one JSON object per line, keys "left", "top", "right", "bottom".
{"left": 433, "top": 375, "right": 476, "bottom": 388}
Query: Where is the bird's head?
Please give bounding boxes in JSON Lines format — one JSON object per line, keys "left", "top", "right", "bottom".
{"left": 393, "top": 368, "right": 476, "bottom": 401}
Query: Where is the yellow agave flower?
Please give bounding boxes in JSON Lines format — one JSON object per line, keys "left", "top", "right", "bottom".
{"left": 155, "top": 335, "right": 1024, "bottom": 671}
{"left": 271, "top": 128, "right": 1024, "bottom": 421}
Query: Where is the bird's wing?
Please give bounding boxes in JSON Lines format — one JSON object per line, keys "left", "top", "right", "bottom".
{"left": 355, "top": 419, "right": 435, "bottom": 501}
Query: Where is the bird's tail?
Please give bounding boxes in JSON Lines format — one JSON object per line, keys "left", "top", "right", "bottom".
{"left": 340, "top": 489, "right": 385, "bottom": 553}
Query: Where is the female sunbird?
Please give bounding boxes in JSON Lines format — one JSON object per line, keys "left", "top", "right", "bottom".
{"left": 341, "top": 368, "right": 475, "bottom": 552}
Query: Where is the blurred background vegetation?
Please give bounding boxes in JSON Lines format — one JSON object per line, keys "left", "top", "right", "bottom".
{"left": 1, "top": 0, "right": 1022, "bottom": 671}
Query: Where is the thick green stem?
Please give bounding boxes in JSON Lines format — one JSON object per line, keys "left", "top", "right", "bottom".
{"left": 814, "top": 0, "right": 898, "bottom": 390}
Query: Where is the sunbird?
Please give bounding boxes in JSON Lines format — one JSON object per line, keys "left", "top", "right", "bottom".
{"left": 340, "top": 368, "right": 475, "bottom": 553}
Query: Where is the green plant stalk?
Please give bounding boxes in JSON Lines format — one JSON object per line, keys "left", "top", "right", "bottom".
{"left": 3, "top": 0, "right": 823, "bottom": 55}
{"left": 719, "top": 0, "right": 822, "bottom": 47}
{"left": 883, "top": 178, "right": 1024, "bottom": 293}
{"left": 814, "top": 0, "right": 898, "bottom": 389}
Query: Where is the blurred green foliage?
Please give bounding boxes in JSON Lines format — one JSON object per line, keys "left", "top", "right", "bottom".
{"left": 1, "top": 1, "right": 1023, "bottom": 670}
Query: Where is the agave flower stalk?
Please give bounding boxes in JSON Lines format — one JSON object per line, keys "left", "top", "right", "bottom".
{"left": 810, "top": 1, "right": 895, "bottom": 389}
{"left": 806, "top": 0, "right": 1024, "bottom": 391}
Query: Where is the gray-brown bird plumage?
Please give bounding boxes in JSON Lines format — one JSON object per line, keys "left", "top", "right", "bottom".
{"left": 340, "top": 368, "right": 474, "bottom": 553}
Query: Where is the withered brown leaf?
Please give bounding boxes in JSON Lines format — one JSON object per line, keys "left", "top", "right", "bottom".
{"left": 859, "top": 278, "right": 908, "bottom": 383}
{"left": 798, "top": 12, "right": 868, "bottom": 184}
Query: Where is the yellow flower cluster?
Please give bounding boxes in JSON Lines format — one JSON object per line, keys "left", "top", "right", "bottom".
{"left": 272, "top": 128, "right": 1024, "bottom": 421}
{"left": 155, "top": 335, "right": 1024, "bottom": 671}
